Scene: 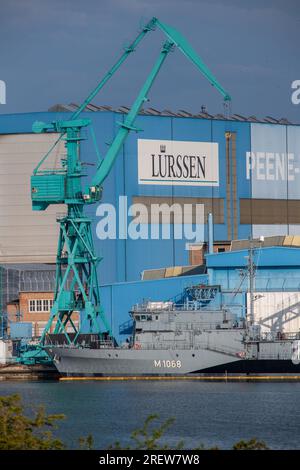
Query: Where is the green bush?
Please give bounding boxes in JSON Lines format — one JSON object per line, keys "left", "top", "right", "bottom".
{"left": 0, "top": 394, "right": 65, "bottom": 450}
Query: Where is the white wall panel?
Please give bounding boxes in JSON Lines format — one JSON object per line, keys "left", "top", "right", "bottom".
{"left": 252, "top": 225, "right": 288, "bottom": 238}
{"left": 247, "top": 291, "right": 300, "bottom": 333}
{"left": 287, "top": 126, "right": 300, "bottom": 234}
{"left": 0, "top": 133, "right": 65, "bottom": 263}
{"left": 288, "top": 225, "right": 300, "bottom": 235}
{"left": 250, "top": 123, "right": 287, "bottom": 199}
{"left": 250, "top": 124, "right": 288, "bottom": 236}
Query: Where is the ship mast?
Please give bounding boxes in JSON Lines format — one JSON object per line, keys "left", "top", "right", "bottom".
{"left": 248, "top": 237, "right": 255, "bottom": 327}
{"left": 246, "top": 236, "right": 264, "bottom": 328}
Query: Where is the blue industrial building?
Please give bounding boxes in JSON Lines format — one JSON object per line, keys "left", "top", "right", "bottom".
{"left": 1, "top": 108, "right": 300, "bottom": 338}
{"left": 1, "top": 108, "right": 300, "bottom": 284}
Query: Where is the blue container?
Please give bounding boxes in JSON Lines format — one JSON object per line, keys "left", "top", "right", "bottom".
{"left": 10, "top": 322, "right": 32, "bottom": 339}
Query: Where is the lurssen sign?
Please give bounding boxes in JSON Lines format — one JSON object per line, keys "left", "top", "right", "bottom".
{"left": 138, "top": 139, "right": 219, "bottom": 186}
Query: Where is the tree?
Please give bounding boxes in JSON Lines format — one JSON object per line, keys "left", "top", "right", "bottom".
{"left": 108, "top": 414, "right": 269, "bottom": 450}
{"left": 108, "top": 414, "right": 184, "bottom": 450}
{"left": 0, "top": 394, "right": 65, "bottom": 450}
{"left": 233, "top": 438, "right": 269, "bottom": 450}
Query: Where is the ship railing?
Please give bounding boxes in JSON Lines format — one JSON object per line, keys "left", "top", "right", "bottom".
{"left": 91, "top": 340, "right": 115, "bottom": 348}
{"left": 139, "top": 341, "right": 197, "bottom": 350}
{"left": 52, "top": 340, "right": 115, "bottom": 349}
{"left": 129, "top": 319, "right": 243, "bottom": 332}
{"left": 247, "top": 331, "right": 300, "bottom": 342}
{"left": 262, "top": 331, "right": 300, "bottom": 341}
{"left": 174, "top": 321, "right": 242, "bottom": 331}
{"left": 130, "top": 302, "right": 218, "bottom": 313}
{"left": 137, "top": 341, "right": 242, "bottom": 356}
{"left": 141, "top": 341, "right": 198, "bottom": 350}
{"left": 131, "top": 303, "right": 174, "bottom": 313}
{"left": 256, "top": 353, "right": 293, "bottom": 360}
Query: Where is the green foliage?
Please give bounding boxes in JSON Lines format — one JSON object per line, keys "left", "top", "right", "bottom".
{"left": 232, "top": 438, "right": 269, "bottom": 450}
{"left": 109, "top": 414, "right": 184, "bottom": 450}
{"left": 108, "top": 415, "right": 269, "bottom": 450}
{"left": 79, "top": 434, "right": 94, "bottom": 450}
{"left": 0, "top": 394, "right": 65, "bottom": 450}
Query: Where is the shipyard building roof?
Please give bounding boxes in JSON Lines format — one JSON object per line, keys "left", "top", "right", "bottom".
{"left": 48, "top": 103, "right": 295, "bottom": 125}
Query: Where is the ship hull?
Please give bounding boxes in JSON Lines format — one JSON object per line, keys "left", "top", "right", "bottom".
{"left": 200, "top": 359, "right": 300, "bottom": 374}
{"left": 48, "top": 346, "right": 242, "bottom": 376}
{"left": 47, "top": 346, "right": 300, "bottom": 376}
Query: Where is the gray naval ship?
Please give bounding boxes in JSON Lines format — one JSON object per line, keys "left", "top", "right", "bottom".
{"left": 46, "top": 284, "right": 300, "bottom": 377}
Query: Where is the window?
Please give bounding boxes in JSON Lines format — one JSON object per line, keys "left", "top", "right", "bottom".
{"left": 28, "top": 299, "right": 53, "bottom": 313}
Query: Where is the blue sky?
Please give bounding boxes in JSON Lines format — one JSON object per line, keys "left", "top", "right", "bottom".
{"left": 1, "top": 0, "right": 299, "bottom": 121}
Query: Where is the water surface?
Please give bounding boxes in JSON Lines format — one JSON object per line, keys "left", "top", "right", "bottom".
{"left": 0, "top": 380, "right": 299, "bottom": 449}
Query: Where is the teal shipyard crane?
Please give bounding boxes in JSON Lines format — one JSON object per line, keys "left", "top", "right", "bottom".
{"left": 29, "top": 17, "right": 231, "bottom": 351}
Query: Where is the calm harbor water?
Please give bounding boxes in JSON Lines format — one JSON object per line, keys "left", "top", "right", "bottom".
{"left": 0, "top": 380, "right": 299, "bottom": 449}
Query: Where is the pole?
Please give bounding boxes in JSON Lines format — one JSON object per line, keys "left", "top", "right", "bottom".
{"left": 208, "top": 212, "right": 214, "bottom": 254}
{"left": 248, "top": 237, "right": 255, "bottom": 326}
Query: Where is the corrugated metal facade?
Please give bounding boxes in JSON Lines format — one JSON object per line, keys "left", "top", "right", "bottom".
{"left": 0, "top": 132, "right": 65, "bottom": 263}
{"left": 0, "top": 111, "right": 300, "bottom": 284}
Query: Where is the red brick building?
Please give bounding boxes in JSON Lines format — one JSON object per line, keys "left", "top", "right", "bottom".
{"left": 7, "top": 291, "right": 79, "bottom": 337}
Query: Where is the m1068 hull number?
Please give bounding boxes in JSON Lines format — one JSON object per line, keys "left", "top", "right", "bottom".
{"left": 154, "top": 360, "right": 182, "bottom": 368}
